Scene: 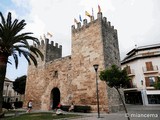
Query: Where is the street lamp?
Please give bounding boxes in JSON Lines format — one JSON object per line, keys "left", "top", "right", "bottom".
{"left": 6, "top": 83, "right": 9, "bottom": 102}
{"left": 93, "top": 64, "right": 100, "bottom": 118}
{"left": 141, "top": 80, "right": 143, "bottom": 85}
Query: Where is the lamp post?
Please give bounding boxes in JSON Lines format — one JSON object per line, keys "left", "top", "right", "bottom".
{"left": 6, "top": 83, "right": 9, "bottom": 102}
{"left": 93, "top": 64, "right": 100, "bottom": 118}
{"left": 141, "top": 80, "right": 143, "bottom": 86}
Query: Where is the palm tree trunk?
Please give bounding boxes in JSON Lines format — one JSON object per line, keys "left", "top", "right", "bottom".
{"left": 0, "top": 54, "right": 8, "bottom": 113}
{"left": 115, "top": 88, "right": 130, "bottom": 120}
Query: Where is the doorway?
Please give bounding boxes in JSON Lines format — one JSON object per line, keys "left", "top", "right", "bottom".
{"left": 124, "top": 91, "right": 143, "bottom": 105}
{"left": 50, "top": 87, "right": 60, "bottom": 109}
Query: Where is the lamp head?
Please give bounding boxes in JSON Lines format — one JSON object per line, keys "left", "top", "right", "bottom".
{"left": 93, "top": 64, "right": 99, "bottom": 72}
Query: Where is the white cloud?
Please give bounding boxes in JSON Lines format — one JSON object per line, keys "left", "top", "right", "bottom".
{"left": 105, "top": 0, "right": 156, "bottom": 58}
{"left": 25, "top": 15, "right": 46, "bottom": 37}
{"left": 9, "top": 0, "right": 160, "bottom": 58}
{"left": 4, "top": 0, "right": 160, "bottom": 79}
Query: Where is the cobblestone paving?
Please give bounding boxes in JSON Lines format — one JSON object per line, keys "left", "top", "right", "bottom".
{"left": 71, "top": 105, "right": 160, "bottom": 120}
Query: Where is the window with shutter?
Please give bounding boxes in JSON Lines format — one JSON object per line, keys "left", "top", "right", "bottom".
{"left": 145, "top": 76, "right": 157, "bottom": 87}
{"left": 145, "top": 62, "right": 153, "bottom": 71}
{"left": 145, "top": 77, "right": 150, "bottom": 87}
{"left": 126, "top": 65, "right": 131, "bottom": 74}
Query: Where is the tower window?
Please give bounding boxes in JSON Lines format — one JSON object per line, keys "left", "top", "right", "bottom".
{"left": 53, "top": 71, "right": 58, "bottom": 78}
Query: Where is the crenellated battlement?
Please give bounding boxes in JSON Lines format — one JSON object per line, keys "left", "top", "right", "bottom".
{"left": 33, "top": 38, "right": 62, "bottom": 62}
{"left": 71, "top": 12, "right": 117, "bottom": 34}
{"left": 35, "top": 38, "right": 62, "bottom": 50}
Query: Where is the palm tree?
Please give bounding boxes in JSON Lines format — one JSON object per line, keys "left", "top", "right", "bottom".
{"left": 0, "top": 12, "right": 43, "bottom": 114}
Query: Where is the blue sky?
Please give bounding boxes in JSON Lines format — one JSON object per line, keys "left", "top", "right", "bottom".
{"left": 1, "top": 0, "right": 160, "bottom": 80}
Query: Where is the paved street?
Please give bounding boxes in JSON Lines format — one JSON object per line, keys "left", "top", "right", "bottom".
{"left": 4, "top": 105, "right": 160, "bottom": 120}
{"left": 69, "top": 105, "right": 160, "bottom": 120}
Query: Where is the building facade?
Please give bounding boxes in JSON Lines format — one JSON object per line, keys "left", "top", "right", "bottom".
{"left": 25, "top": 12, "right": 122, "bottom": 112}
{"left": 3, "top": 78, "right": 22, "bottom": 103}
{"left": 121, "top": 44, "right": 160, "bottom": 105}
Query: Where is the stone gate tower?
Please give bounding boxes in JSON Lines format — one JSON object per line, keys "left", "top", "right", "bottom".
{"left": 25, "top": 12, "right": 122, "bottom": 112}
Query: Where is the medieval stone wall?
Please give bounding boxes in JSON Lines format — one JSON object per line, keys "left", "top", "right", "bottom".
{"left": 71, "top": 14, "right": 109, "bottom": 111}
{"left": 25, "top": 56, "right": 72, "bottom": 110}
{"left": 99, "top": 14, "right": 122, "bottom": 112}
{"left": 25, "top": 12, "right": 122, "bottom": 112}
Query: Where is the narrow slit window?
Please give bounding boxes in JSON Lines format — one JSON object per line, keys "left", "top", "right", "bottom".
{"left": 54, "top": 71, "right": 58, "bottom": 78}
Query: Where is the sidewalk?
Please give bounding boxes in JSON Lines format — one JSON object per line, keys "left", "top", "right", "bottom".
{"left": 70, "top": 105, "right": 160, "bottom": 120}
{"left": 4, "top": 105, "right": 160, "bottom": 120}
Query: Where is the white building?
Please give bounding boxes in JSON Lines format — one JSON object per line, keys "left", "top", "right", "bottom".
{"left": 3, "top": 78, "right": 22, "bottom": 103}
{"left": 121, "top": 43, "right": 160, "bottom": 105}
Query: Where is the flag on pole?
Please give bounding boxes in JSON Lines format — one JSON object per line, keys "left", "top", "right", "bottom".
{"left": 92, "top": 8, "right": 94, "bottom": 17}
{"left": 79, "top": 15, "right": 82, "bottom": 22}
{"left": 98, "top": 5, "right": 101, "bottom": 13}
{"left": 43, "top": 34, "right": 46, "bottom": 39}
{"left": 85, "top": 11, "right": 91, "bottom": 17}
{"left": 47, "top": 32, "right": 53, "bottom": 37}
{"left": 40, "top": 36, "right": 43, "bottom": 40}
{"left": 74, "top": 18, "right": 78, "bottom": 24}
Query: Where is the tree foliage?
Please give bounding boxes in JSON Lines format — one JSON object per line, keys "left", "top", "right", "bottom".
{"left": 154, "top": 77, "right": 160, "bottom": 90}
{"left": 99, "top": 65, "right": 130, "bottom": 88}
{"left": 13, "top": 75, "right": 26, "bottom": 94}
{"left": 0, "top": 12, "right": 44, "bottom": 68}
{"left": 0, "top": 11, "right": 43, "bottom": 113}
{"left": 99, "top": 64, "right": 130, "bottom": 120}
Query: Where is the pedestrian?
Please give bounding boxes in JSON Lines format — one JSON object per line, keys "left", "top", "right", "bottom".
{"left": 68, "top": 102, "right": 74, "bottom": 112}
{"left": 57, "top": 102, "right": 61, "bottom": 109}
{"left": 56, "top": 102, "right": 63, "bottom": 115}
{"left": 26, "top": 100, "right": 33, "bottom": 113}
{"left": 12, "top": 102, "right": 15, "bottom": 110}
{"left": 49, "top": 99, "right": 53, "bottom": 110}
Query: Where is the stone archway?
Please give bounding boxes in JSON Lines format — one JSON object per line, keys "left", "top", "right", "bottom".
{"left": 50, "top": 87, "right": 60, "bottom": 109}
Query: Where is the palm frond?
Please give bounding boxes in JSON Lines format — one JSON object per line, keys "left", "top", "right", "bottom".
{"left": 0, "top": 12, "right": 43, "bottom": 68}
{"left": 7, "top": 59, "right": 12, "bottom": 65}
{"left": 13, "top": 46, "right": 42, "bottom": 67}
{"left": 13, "top": 44, "right": 43, "bottom": 61}
{"left": 19, "top": 40, "right": 30, "bottom": 48}
{"left": 11, "top": 33, "right": 39, "bottom": 45}
{"left": 29, "top": 46, "right": 44, "bottom": 61}
{"left": 11, "top": 19, "right": 18, "bottom": 30}
{"left": 12, "top": 19, "right": 26, "bottom": 35}
{"left": 0, "top": 12, "right": 6, "bottom": 25}
{"left": 28, "top": 53, "right": 38, "bottom": 67}
{"left": 0, "top": 23, "right": 4, "bottom": 33}
{"left": 21, "top": 51, "right": 31, "bottom": 66}
{"left": 12, "top": 53, "right": 18, "bottom": 68}
{"left": 7, "top": 12, "right": 12, "bottom": 28}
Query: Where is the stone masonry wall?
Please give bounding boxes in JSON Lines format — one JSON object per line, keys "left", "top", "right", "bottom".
{"left": 25, "top": 12, "right": 122, "bottom": 113}
{"left": 71, "top": 15, "right": 109, "bottom": 111}
{"left": 25, "top": 56, "right": 72, "bottom": 110}
{"left": 99, "top": 14, "right": 122, "bottom": 112}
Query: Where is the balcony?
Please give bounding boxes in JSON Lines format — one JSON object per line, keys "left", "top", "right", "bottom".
{"left": 142, "top": 66, "right": 159, "bottom": 74}
{"left": 124, "top": 84, "right": 137, "bottom": 91}
{"left": 127, "top": 69, "right": 135, "bottom": 77}
{"left": 125, "top": 81, "right": 137, "bottom": 89}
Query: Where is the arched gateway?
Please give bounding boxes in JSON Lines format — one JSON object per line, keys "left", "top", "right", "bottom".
{"left": 50, "top": 87, "right": 60, "bottom": 109}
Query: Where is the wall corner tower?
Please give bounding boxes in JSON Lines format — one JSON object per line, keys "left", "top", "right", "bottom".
{"left": 71, "top": 12, "right": 121, "bottom": 112}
